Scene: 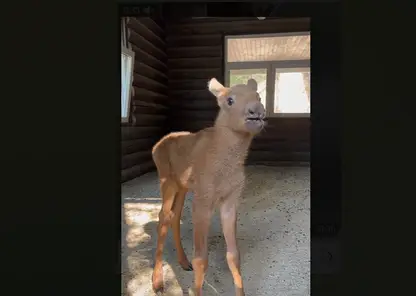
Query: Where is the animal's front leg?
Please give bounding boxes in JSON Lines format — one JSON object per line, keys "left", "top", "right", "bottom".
{"left": 191, "top": 197, "right": 214, "bottom": 296}
{"left": 220, "top": 191, "right": 245, "bottom": 296}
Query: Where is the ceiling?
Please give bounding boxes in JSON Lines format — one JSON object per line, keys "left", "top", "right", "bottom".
{"left": 227, "top": 34, "right": 310, "bottom": 62}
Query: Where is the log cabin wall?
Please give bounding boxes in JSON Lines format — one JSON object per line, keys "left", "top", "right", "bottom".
{"left": 121, "top": 17, "right": 168, "bottom": 182}
{"left": 165, "top": 18, "right": 310, "bottom": 165}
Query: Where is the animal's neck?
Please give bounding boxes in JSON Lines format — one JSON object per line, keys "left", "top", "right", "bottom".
{"left": 214, "top": 111, "right": 227, "bottom": 128}
{"left": 212, "top": 125, "right": 253, "bottom": 165}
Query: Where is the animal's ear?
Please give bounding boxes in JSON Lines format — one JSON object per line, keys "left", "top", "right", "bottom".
{"left": 208, "top": 78, "right": 225, "bottom": 97}
{"left": 247, "top": 78, "right": 258, "bottom": 91}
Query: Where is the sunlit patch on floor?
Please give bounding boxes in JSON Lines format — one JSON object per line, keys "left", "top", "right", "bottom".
{"left": 126, "top": 226, "right": 151, "bottom": 248}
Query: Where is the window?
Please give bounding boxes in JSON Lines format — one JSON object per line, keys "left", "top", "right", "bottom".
{"left": 225, "top": 32, "right": 310, "bottom": 117}
{"left": 274, "top": 68, "right": 310, "bottom": 114}
{"left": 121, "top": 18, "right": 135, "bottom": 122}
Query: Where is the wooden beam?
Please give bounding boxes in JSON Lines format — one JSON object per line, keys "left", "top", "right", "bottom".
{"left": 169, "top": 68, "right": 222, "bottom": 80}
{"left": 167, "top": 46, "right": 222, "bottom": 58}
{"left": 168, "top": 98, "right": 219, "bottom": 110}
{"left": 126, "top": 17, "right": 165, "bottom": 50}
{"left": 131, "top": 44, "right": 167, "bottom": 74}
{"left": 121, "top": 151, "right": 152, "bottom": 170}
{"left": 138, "top": 18, "right": 165, "bottom": 39}
{"left": 169, "top": 89, "right": 214, "bottom": 100}
{"left": 166, "top": 18, "right": 310, "bottom": 35}
{"left": 121, "top": 160, "right": 155, "bottom": 183}
{"left": 121, "top": 127, "right": 163, "bottom": 141}
{"left": 167, "top": 57, "right": 222, "bottom": 69}
{"left": 169, "top": 79, "right": 211, "bottom": 91}
{"left": 127, "top": 28, "right": 167, "bottom": 60}
{"left": 170, "top": 110, "right": 217, "bottom": 121}
{"left": 121, "top": 138, "right": 159, "bottom": 155}
{"left": 131, "top": 100, "right": 167, "bottom": 110}
{"left": 245, "top": 160, "right": 310, "bottom": 167}
{"left": 133, "top": 73, "right": 167, "bottom": 94}
{"left": 250, "top": 139, "right": 310, "bottom": 151}
{"left": 247, "top": 151, "right": 310, "bottom": 162}
{"left": 166, "top": 34, "right": 222, "bottom": 47}
{"left": 133, "top": 61, "right": 167, "bottom": 85}
{"left": 133, "top": 86, "right": 167, "bottom": 104}
{"left": 131, "top": 113, "right": 166, "bottom": 126}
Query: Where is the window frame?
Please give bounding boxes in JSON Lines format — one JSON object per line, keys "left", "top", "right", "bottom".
{"left": 224, "top": 32, "right": 310, "bottom": 118}
{"left": 121, "top": 19, "right": 135, "bottom": 123}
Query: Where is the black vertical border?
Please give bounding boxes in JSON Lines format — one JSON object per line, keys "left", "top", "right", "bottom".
{"left": 309, "top": 2, "right": 342, "bottom": 294}
{"left": 4, "top": 0, "right": 410, "bottom": 295}
{"left": 2, "top": 2, "right": 121, "bottom": 294}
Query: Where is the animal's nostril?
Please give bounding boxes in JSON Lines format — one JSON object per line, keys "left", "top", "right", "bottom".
{"left": 248, "top": 109, "right": 255, "bottom": 115}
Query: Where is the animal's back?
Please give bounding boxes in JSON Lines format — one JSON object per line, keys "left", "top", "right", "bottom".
{"left": 152, "top": 130, "right": 212, "bottom": 187}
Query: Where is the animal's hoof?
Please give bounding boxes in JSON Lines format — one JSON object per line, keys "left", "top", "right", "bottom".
{"left": 183, "top": 263, "right": 193, "bottom": 271}
{"left": 152, "top": 282, "right": 164, "bottom": 293}
{"left": 152, "top": 271, "right": 164, "bottom": 293}
{"left": 179, "top": 260, "right": 193, "bottom": 271}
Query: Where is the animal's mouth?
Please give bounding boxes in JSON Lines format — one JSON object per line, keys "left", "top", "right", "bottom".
{"left": 245, "top": 116, "right": 264, "bottom": 123}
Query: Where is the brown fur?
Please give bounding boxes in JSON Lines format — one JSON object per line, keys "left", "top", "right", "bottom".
{"left": 151, "top": 78, "right": 265, "bottom": 296}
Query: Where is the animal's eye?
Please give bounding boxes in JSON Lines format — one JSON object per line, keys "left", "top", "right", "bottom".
{"left": 227, "top": 97, "right": 234, "bottom": 106}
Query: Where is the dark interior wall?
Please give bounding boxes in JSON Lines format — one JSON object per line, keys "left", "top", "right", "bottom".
{"left": 121, "top": 17, "right": 168, "bottom": 182}
{"left": 165, "top": 17, "right": 310, "bottom": 165}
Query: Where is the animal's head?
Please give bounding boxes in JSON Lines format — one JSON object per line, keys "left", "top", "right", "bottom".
{"left": 208, "top": 77, "right": 266, "bottom": 135}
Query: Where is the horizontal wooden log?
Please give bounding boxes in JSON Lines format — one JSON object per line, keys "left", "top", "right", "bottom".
{"left": 127, "top": 28, "right": 166, "bottom": 60}
{"left": 121, "top": 151, "right": 152, "bottom": 170}
{"left": 169, "top": 68, "right": 222, "bottom": 80}
{"left": 168, "top": 57, "right": 222, "bottom": 69}
{"left": 166, "top": 117, "right": 309, "bottom": 141}
{"left": 166, "top": 34, "right": 222, "bottom": 47}
{"left": 256, "top": 130, "right": 310, "bottom": 141}
{"left": 131, "top": 106, "right": 166, "bottom": 116}
{"left": 167, "top": 46, "right": 222, "bottom": 59}
{"left": 166, "top": 18, "right": 310, "bottom": 35}
{"left": 262, "top": 118, "right": 310, "bottom": 135}
{"left": 132, "top": 100, "right": 167, "bottom": 109}
{"left": 138, "top": 18, "right": 165, "bottom": 39}
{"left": 169, "top": 89, "right": 215, "bottom": 101}
{"left": 131, "top": 113, "right": 166, "bottom": 126}
{"left": 133, "top": 73, "right": 167, "bottom": 94}
{"left": 121, "top": 138, "right": 159, "bottom": 155}
{"left": 133, "top": 61, "right": 167, "bottom": 85}
{"left": 250, "top": 139, "right": 310, "bottom": 151}
{"left": 126, "top": 17, "right": 165, "bottom": 50}
{"left": 133, "top": 87, "right": 167, "bottom": 104}
{"left": 170, "top": 110, "right": 218, "bottom": 121}
{"left": 131, "top": 44, "right": 167, "bottom": 74}
{"left": 247, "top": 151, "right": 310, "bottom": 162}
{"left": 169, "top": 79, "right": 211, "bottom": 90}
{"left": 245, "top": 160, "right": 310, "bottom": 167}
{"left": 121, "top": 160, "right": 155, "bottom": 183}
{"left": 168, "top": 98, "right": 219, "bottom": 110}
{"left": 170, "top": 120, "right": 214, "bottom": 132}
{"left": 121, "top": 126, "right": 163, "bottom": 141}
{"left": 167, "top": 122, "right": 310, "bottom": 141}
{"left": 132, "top": 95, "right": 159, "bottom": 106}
{"left": 167, "top": 18, "right": 256, "bottom": 25}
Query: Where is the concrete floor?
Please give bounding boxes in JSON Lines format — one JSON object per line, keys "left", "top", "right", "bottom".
{"left": 122, "top": 166, "right": 310, "bottom": 296}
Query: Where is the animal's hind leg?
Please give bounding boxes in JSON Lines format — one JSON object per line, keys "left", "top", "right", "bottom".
{"left": 152, "top": 177, "right": 178, "bottom": 292}
{"left": 171, "top": 188, "right": 193, "bottom": 271}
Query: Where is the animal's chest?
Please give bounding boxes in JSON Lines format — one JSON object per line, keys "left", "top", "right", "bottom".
{"left": 213, "top": 167, "right": 245, "bottom": 197}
